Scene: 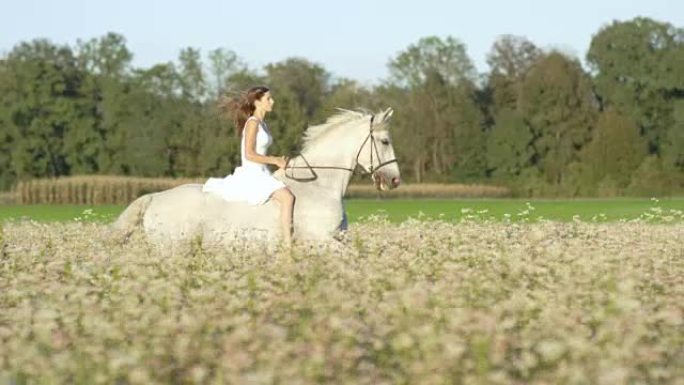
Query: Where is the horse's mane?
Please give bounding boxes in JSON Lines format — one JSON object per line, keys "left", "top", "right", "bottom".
{"left": 301, "top": 108, "right": 370, "bottom": 151}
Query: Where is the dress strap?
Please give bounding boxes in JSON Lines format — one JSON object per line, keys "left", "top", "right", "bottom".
{"left": 242, "top": 116, "right": 262, "bottom": 138}
{"left": 244, "top": 116, "right": 262, "bottom": 130}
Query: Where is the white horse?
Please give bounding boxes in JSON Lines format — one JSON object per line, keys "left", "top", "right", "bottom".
{"left": 112, "top": 107, "right": 401, "bottom": 246}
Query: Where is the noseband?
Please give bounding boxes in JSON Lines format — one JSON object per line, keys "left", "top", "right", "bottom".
{"left": 283, "top": 116, "right": 398, "bottom": 182}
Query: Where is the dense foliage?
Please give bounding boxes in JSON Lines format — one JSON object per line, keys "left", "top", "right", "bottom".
{"left": 1, "top": 17, "right": 683, "bottom": 196}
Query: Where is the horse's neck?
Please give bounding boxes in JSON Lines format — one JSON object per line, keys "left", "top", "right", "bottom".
{"left": 291, "top": 128, "right": 362, "bottom": 198}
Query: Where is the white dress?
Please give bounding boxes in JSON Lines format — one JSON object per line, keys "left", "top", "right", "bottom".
{"left": 202, "top": 116, "right": 286, "bottom": 205}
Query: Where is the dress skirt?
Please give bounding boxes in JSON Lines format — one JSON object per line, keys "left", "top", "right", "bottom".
{"left": 202, "top": 165, "right": 286, "bottom": 205}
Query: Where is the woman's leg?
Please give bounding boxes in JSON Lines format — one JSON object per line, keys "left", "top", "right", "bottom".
{"left": 270, "top": 187, "right": 296, "bottom": 245}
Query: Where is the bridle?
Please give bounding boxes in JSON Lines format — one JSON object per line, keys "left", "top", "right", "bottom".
{"left": 283, "top": 115, "right": 398, "bottom": 182}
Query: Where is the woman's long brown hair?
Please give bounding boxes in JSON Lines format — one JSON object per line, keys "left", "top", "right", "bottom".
{"left": 217, "top": 86, "right": 270, "bottom": 136}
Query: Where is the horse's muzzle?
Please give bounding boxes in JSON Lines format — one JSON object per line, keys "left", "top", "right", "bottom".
{"left": 372, "top": 172, "right": 400, "bottom": 191}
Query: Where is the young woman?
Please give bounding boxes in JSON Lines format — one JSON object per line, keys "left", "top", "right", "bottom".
{"left": 202, "top": 86, "right": 296, "bottom": 246}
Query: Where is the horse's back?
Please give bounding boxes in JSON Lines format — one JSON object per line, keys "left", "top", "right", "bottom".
{"left": 142, "top": 183, "right": 280, "bottom": 242}
{"left": 135, "top": 182, "right": 344, "bottom": 244}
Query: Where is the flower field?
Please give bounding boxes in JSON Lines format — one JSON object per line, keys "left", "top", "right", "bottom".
{"left": 1, "top": 214, "right": 683, "bottom": 384}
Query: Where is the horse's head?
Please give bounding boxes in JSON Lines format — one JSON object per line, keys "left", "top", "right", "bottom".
{"left": 356, "top": 107, "right": 401, "bottom": 191}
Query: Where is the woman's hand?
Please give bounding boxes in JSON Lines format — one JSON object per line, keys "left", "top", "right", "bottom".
{"left": 274, "top": 156, "right": 289, "bottom": 170}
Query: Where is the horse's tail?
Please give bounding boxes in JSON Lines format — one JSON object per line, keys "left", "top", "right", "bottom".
{"left": 110, "top": 194, "right": 153, "bottom": 242}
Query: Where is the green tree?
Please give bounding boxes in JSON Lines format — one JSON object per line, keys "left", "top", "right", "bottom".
{"left": 387, "top": 36, "right": 484, "bottom": 182}
{"left": 265, "top": 58, "right": 330, "bottom": 120}
{"left": 207, "top": 48, "right": 243, "bottom": 97}
{"left": 486, "top": 35, "right": 541, "bottom": 113}
{"left": 389, "top": 36, "right": 476, "bottom": 88}
{"left": 587, "top": 17, "right": 683, "bottom": 153}
{"left": 0, "top": 58, "right": 12, "bottom": 189}
{"left": 662, "top": 100, "right": 684, "bottom": 172}
{"left": 486, "top": 108, "right": 534, "bottom": 178}
{"left": 582, "top": 109, "right": 647, "bottom": 191}
{"left": 316, "top": 79, "right": 376, "bottom": 120}
{"left": 0, "top": 39, "right": 85, "bottom": 184}
{"left": 178, "top": 47, "right": 207, "bottom": 101}
{"left": 116, "top": 90, "right": 170, "bottom": 176}
{"left": 518, "top": 51, "right": 596, "bottom": 186}
{"left": 75, "top": 32, "right": 132, "bottom": 77}
{"left": 70, "top": 33, "right": 134, "bottom": 175}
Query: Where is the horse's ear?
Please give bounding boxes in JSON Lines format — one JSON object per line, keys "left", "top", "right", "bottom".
{"left": 382, "top": 107, "right": 394, "bottom": 123}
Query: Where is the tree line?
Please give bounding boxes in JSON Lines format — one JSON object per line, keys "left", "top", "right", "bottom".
{"left": 1, "top": 17, "right": 682, "bottom": 196}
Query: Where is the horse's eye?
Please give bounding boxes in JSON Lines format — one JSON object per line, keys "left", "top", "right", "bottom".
{"left": 380, "top": 139, "right": 390, "bottom": 145}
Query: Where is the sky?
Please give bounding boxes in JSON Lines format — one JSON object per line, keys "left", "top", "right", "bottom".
{"left": 2, "top": 0, "right": 682, "bottom": 85}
